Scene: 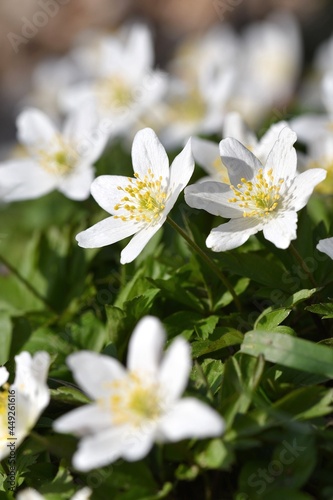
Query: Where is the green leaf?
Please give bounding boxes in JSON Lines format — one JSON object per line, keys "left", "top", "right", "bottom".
{"left": 194, "top": 315, "right": 219, "bottom": 340}
{"left": 255, "top": 308, "right": 291, "bottom": 331}
{"left": 241, "top": 330, "right": 333, "bottom": 378}
{"left": 305, "top": 302, "right": 333, "bottom": 318}
{"left": 0, "top": 312, "right": 11, "bottom": 364}
{"left": 50, "top": 386, "right": 91, "bottom": 405}
{"left": 195, "top": 439, "right": 235, "bottom": 469}
{"left": 192, "top": 328, "right": 243, "bottom": 358}
{"left": 70, "top": 311, "right": 107, "bottom": 352}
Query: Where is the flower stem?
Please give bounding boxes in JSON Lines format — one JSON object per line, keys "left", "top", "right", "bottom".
{"left": 0, "top": 253, "right": 57, "bottom": 315}
{"left": 167, "top": 216, "right": 242, "bottom": 312}
{"left": 289, "top": 243, "right": 318, "bottom": 288}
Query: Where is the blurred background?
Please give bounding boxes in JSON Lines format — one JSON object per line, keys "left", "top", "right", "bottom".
{"left": 1, "top": 0, "right": 333, "bottom": 144}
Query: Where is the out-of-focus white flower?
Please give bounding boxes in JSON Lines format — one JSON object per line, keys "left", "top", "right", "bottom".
{"left": 317, "top": 237, "right": 333, "bottom": 260}
{"left": 185, "top": 127, "right": 326, "bottom": 252}
{"left": 53, "top": 316, "right": 224, "bottom": 471}
{"left": 0, "top": 352, "right": 50, "bottom": 461}
{"left": 60, "top": 24, "right": 168, "bottom": 140}
{"left": 16, "top": 486, "right": 92, "bottom": 500}
{"left": 76, "top": 128, "right": 194, "bottom": 264}
{"left": 192, "top": 113, "right": 288, "bottom": 183}
{"left": 230, "top": 12, "right": 301, "bottom": 127}
{"left": 0, "top": 105, "right": 106, "bottom": 202}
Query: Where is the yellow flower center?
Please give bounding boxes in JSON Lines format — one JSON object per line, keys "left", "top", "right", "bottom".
{"left": 38, "top": 136, "right": 77, "bottom": 176}
{"left": 228, "top": 168, "right": 284, "bottom": 218}
{"left": 0, "top": 386, "right": 9, "bottom": 441}
{"left": 102, "top": 373, "right": 162, "bottom": 427}
{"left": 114, "top": 169, "right": 168, "bottom": 224}
{"left": 169, "top": 90, "right": 206, "bottom": 123}
{"left": 95, "top": 76, "right": 134, "bottom": 111}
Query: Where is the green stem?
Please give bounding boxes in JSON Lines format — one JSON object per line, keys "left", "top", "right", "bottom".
{"left": 289, "top": 244, "right": 318, "bottom": 288}
{"left": 0, "top": 253, "right": 57, "bottom": 315}
{"left": 167, "top": 216, "right": 242, "bottom": 312}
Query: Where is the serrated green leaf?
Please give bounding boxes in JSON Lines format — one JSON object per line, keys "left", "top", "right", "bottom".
{"left": 192, "top": 328, "right": 243, "bottom": 358}
{"left": 305, "top": 302, "right": 333, "bottom": 318}
{"left": 255, "top": 308, "right": 291, "bottom": 330}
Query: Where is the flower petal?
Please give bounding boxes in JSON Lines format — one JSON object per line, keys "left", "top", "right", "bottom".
{"left": 265, "top": 126, "right": 297, "bottom": 182}
{"left": 290, "top": 115, "right": 330, "bottom": 144}
{"left": 0, "top": 367, "right": 9, "bottom": 387}
{"left": 67, "top": 351, "right": 126, "bottom": 400}
{"left": 58, "top": 165, "right": 94, "bottom": 201}
{"left": 287, "top": 168, "right": 327, "bottom": 212}
{"left": 17, "top": 108, "right": 58, "bottom": 150}
{"left": 72, "top": 427, "right": 128, "bottom": 471}
{"left": 206, "top": 217, "right": 262, "bottom": 252}
{"left": 317, "top": 237, "right": 333, "bottom": 260}
{"left": 219, "top": 137, "right": 262, "bottom": 186}
{"left": 76, "top": 217, "right": 139, "bottom": 249}
{"left": 165, "top": 138, "right": 195, "bottom": 213}
{"left": 127, "top": 316, "right": 165, "bottom": 375}
{"left": 121, "top": 425, "right": 155, "bottom": 461}
{"left": 53, "top": 404, "right": 111, "bottom": 436}
{"left": 191, "top": 136, "right": 220, "bottom": 177}
{"left": 185, "top": 181, "right": 243, "bottom": 218}
{"left": 0, "top": 160, "right": 57, "bottom": 201}
{"left": 131, "top": 128, "right": 169, "bottom": 181}
{"left": 159, "top": 337, "right": 191, "bottom": 404}
{"left": 158, "top": 398, "right": 224, "bottom": 441}
{"left": 90, "top": 175, "right": 135, "bottom": 215}
{"left": 120, "top": 222, "right": 163, "bottom": 264}
{"left": 263, "top": 211, "right": 298, "bottom": 249}
{"left": 255, "top": 120, "right": 288, "bottom": 164}
{"left": 223, "top": 111, "right": 257, "bottom": 148}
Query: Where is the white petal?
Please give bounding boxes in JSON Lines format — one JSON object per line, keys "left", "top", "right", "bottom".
{"left": 255, "top": 121, "right": 289, "bottom": 164}
{"left": 223, "top": 112, "right": 257, "bottom": 148}
{"left": 76, "top": 217, "right": 139, "bottom": 249}
{"left": 131, "top": 128, "right": 169, "bottom": 181}
{"left": 0, "top": 367, "right": 9, "bottom": 387}
{"left": 58, "top": 165, "right": 94, "bottom": 201}
{"left": 16, "top": 488, "right": 44, "bottom": 500}
{"left": 158, "top": 398, "right": 224, "bottom": 441}
{"left": 165, "top": 138, "right": 195, "bottom": 213}
{"left": 288, "top": 169, "right": 327, "bottom": 212}
{"left": 127, "top": 316, "right": 165, "bottom": 375}
{"left": 120, "top": 222, "right": 163, "bottom": 264}
{"left": 121, "top": 425, "right": 155, "bottom": 461}
{"left": 13, "top": 351, "right": 50, "bottom": 412}
{"left": 191, "top": 137, "right": 220, "bottom": 177}
{"left": 67, "top": 351, "right": 126, "bottom": 400}
{"left": 17, "top": 108, "right": 58, "bottom": 150}
{"left": 219, "top": 137, "right": 262, "bottom": 186}
{"left": 290, "top": 115, "right": 330, "bottom": 144}
{"left": 90, "top": 175, "right": 135, "bottom": 215}
{"left": 265, "top": 126, "right": 297, "bottom": 182}
{"left": 0, "top": 160, "right": 57, "bottom": 201}
{"left": 317, "top": 237, "right": 333, "bottom": 260}
{"left": 53, "top": 404, "right": 111, "bottom": 436}
{"left": 263, "top": 211, "right": 298, "bottom": 249}
{"left": 185, "top": 181, "right": 243, "bottom": 218}
{"left": 72, "top": 427, "right": 128, "bottom": 471}
{"left": 126, "top": 23, "right": 153, "bottom": 77}
{"left": 72, "top": 487, "right": 92, "bottom": 500}
{"left": 206, "top": 217, "right": 262, "bottom": 252}
{"left": 159, "top": 337, "right": 191, "bottom": 404}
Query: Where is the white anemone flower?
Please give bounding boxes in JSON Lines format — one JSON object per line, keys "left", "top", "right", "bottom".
{"left": 317, "top": 237, "right": 333, "bottom": 260}
{"left": 76, "top": 128, "right": 194, "bottom": 264}
{"left": 60, "top": 24, "right": 168, "bottom": 140}
{"left": 185, "top": 127, "right": 326, "bottom": 252}
{"left": 0, "top": 351, "right": 50, "bottom": 461}
{"left": 53, "top": 316, "right": 224, "bottom": 471}
{"left": 192, "top": 113, "right": 289, "bottom": 184}
{"left": 0, "top": 105, "right": 107, "bottom": 202}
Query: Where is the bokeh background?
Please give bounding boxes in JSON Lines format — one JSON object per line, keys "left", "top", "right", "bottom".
{"left": 1, "top": 0, "right": 333, "bottom": 145}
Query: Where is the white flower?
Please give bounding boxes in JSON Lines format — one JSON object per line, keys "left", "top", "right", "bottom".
{"left": 16, "top": 486, "right": 92, "bottom": 500}
{"left": 0, "top": 105, "right": 106, "bottom": 202}
{"left": 76, "top": 128, "right": 194, "bottom": 264}
{"left": 317, "top": 237, "right": 333, "bottom": 260}
{"left": 192, "top": 113, "right": 289, "bottom": 183}
{"left": 60, "top": 24, "right": 167, "bottom": 140}
{"left": 185, "top": 127, "right": 326, "bottom": 252}
{"left": 0, "top": 351, "right": 50, "bottom": 461}
{"left": 53, "top": 316, "right": 224, "bottom": 471}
